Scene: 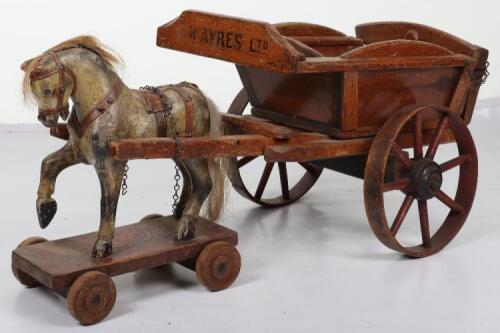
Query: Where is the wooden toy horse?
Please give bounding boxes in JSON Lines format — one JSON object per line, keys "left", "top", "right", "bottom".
{"left": 21, "top": 36, "right": 226, "bottom": 259}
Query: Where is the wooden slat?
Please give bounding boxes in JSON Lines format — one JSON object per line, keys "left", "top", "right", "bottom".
{"left": 296, "top": 54, "right": 471, "bottom": 73}
{"left": 265, "top": 138, "right": 373, "bottom": 162}
{"left": 110, "top": 134, "right": 273, "bottom": 161}
{"left": 221, "top": 113, "right": 295, "bottom": 139}
{"left": 265, "top": 129, "right": 455, "bottom": 162}
{"left": 156, "top": 10, "right": 303, "bottom": 73}
{"left": 342, "top": 71, "right": 359, "bottom": 131}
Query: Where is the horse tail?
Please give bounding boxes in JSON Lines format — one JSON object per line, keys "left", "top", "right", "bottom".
{"left": 204, "top": 96, "right": 228, "bottom": 222}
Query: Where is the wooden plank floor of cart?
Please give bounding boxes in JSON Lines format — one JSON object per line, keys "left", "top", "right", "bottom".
{"left": 12, "top": 215, "right": 239, "bottom": 292}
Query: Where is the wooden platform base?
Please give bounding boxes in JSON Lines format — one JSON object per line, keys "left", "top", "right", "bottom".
{"left": 12, "top": 215, "right": 240, "bottom": 325}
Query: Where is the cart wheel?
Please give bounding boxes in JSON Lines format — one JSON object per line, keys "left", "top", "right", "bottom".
{"left": 227, "top": 89, "right": 322, "bottom": 207}
{"left": 196, "top": 241, "right": 241, "bottom": 291}
{"left": 67, "top": 271, "right": 116, "bottom": 325}
{"left": 364, "top": 105, "right": 477, "bottom": 257}
{"left": 12, "top": 237, "right": 47, "bottom": 287}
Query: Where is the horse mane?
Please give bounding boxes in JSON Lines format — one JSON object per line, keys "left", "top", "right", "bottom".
{"left": 22, "top": 35, "right": 123, "bottom": 104}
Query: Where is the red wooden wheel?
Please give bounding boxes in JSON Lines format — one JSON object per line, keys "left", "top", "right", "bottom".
{"left": 67, "top": 271, "right": 116, "bottom": 325}
{"left": 12, "top": 236, "right": 47, "bottom": 287}
{"left": 196, "top": 241, "right": 241, "bottom": 291}
{"left": 364, "top": 105, "right": 477, "bottom": 257}
{"left": 227, "top": 89, "right": 322, "bottom": 207}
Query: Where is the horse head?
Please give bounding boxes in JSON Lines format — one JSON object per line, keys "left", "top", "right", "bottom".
{"left": 21, "top": 52, "right": 76, "bottom": 128}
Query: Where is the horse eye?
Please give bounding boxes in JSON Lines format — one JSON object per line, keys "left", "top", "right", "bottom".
{"left": 43, "top": 89, "right": 52, "bottom": 97}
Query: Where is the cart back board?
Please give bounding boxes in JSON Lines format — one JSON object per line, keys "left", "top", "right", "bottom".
{"left": 157, "top": 10, "right": 488, "bottom": 138}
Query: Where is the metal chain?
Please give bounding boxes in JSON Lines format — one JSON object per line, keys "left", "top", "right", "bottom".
{"left": 121, "top": 164, "right": 129, "bottom": 195}
{"left": 140, "top": 84, "right": 181, "bottom": 213}
{"left": 172, "top": 136, "right": 182, "bottom": 214}
{"left": 481, "top": 61, "right": 490, "bottom": 85}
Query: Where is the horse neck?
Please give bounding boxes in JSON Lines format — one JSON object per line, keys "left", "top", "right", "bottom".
{"left": 63, "top": 49, "right": 127, "bottom": 121}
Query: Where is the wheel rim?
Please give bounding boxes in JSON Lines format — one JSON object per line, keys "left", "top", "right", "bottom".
{"left": 67, "top": 271, "right": 116, "bottom": 325}
{"left": 196, "top": 241, "right": 241, "bottom": 291}
{"left": 364, "top": 106, "right": 477, "bottom": 257}
{"left": 227, "top": 89, "right": 322, "bottom": 207}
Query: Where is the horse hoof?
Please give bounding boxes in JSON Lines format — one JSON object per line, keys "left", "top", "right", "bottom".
{"left": 175, "top": 218, "right": 195, "bottom": 241}
{"left": 92, "top": 240, "right": 113, "bottom": 259}
{"left": 36, "top": 198, "right": 57, "bottom": 229}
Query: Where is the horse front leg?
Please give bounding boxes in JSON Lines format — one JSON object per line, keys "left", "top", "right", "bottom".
{"left": 92, "top": 160, "right": 126, "bottom": 259}
{"left": 37, "top": 142, "right": 80, "bottom": 229}
{"left": 175, "top": 158, "right": 212, "bottom": 240}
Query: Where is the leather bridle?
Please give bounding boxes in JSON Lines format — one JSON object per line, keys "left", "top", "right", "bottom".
{"left": 30, "top": 51, "right": 77, "bottom": 121}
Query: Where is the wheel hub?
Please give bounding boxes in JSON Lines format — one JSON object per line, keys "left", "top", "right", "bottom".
{"left": 409, "top": 158, "right": 443, "bottom": 200}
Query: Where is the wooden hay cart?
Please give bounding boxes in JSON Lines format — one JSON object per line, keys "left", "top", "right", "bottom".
{"left": 61, "top": 10, "right": 488, "bottom": 258}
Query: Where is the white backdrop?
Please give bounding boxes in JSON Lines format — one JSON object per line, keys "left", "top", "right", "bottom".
{"left": 0, "top": 0, "right": 498, "bottom": 124}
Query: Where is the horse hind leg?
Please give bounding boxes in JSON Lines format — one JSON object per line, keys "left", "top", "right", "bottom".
{"left": 175, "top": 158, "right": 212, "bottom": 241}
{"left": 92, "top": 160, "right": 126, "bottom": 258}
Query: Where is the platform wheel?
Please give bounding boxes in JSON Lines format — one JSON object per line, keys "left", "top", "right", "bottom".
{"left": 227, "top": 89, "right": 322, "bottom": 207}
{"left": 67, "top": 271, "right": 116, "bottom": 325}
{"left": 12, "top": 237, "right": 47, "bottom": 287}
{"left": 196, "top": 241, "right": 241, "bottom": 291}
{"left": 364, "top": 105, "right": 477, "bottom": 257}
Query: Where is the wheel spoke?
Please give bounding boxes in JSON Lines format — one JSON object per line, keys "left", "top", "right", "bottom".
{"left": 383, "top": 177, "right": 410, "bottom": 192}
{"left": 237, "top": 156, "right": 257, "bottom": 168}
{"left": 413, "top": 112, "right": 423, "bottom": 159}
{"left": 425, "top": 115, "right": 449, "bottom": 159}
{"left": 440, "top": 155, "right": 471, "bottom": 173}
{"left": 435, "top": 190, "right": 464, "bottom": 214}
{"left": 417, "top": 200, "right": 431, "bottom": 247}
{"left": 390, "top": 195, "right": 415, "bottom": 236}
{"left": 391, "top": 143, "right": 412, "bottom": 170}
{"left": 299, "top": 162, "right": 318, "bottom": 175}
{"left": 254, "top": 163, "right": 274, "bottom": 200}
{"left": 277, "top": 162, "right": 290, "bottom": 200}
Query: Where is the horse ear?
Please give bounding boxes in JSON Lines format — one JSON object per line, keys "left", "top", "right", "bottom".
{"left": 20, "top": 59, "right": 32, "bottom": 72}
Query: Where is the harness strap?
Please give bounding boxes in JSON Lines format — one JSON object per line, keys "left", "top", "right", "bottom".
{"left": 140, "top": 90, "right": 169, "bottom": 137}
{"left": 163, "top": 84, "right": 194, "bottom": 137}
{"left": 68, "top": 77, "right": 124, "bottom": 137}
{"left": 140, "top": 82, "right": 197, "bottom": 138}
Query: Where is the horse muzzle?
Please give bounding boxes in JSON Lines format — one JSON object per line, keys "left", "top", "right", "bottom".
{"left": 37, "top": 106, "right": 69, "bottom": 127}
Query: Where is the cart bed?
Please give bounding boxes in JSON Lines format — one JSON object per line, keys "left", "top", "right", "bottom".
{"left": 157, "top": 10, "right": 488, "bottom": 138}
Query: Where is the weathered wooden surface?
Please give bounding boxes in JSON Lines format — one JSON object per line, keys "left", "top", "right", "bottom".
{"left": 110, "top": 134, "right": 273, "bottom": 160}
{"left": 157, "top": 10, "right": 303, "bottom": 72}
{"left": 264, "top": 129, "right": 455, "bottom": 162}
{"left": 221, "top": 113, "right": 296, "bottom": 139}
{"left": 11, "top": 216, "right": 238, "bottom": 290}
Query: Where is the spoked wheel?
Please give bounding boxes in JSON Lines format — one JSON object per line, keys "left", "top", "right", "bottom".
{"left": 364, "top": 105, "right": 477, "bottom": 257}
{"left": 227, "top": 89, "right": 322, "bottom": 207}
{"left": 12, "top": 237, "right": 48, "bottom": 287}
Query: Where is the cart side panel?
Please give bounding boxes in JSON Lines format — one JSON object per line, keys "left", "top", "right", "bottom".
{"left": 356, "top": 21, "right": 489, "bottom": 123}
{"left": 238, "top": 64, "right": 462, "bottom": 138}
{"left": 357, "top": 67, "right": 462, "bottom": 130}
{"left": 237, "top": 65, "right": 342, "bottom": 128}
